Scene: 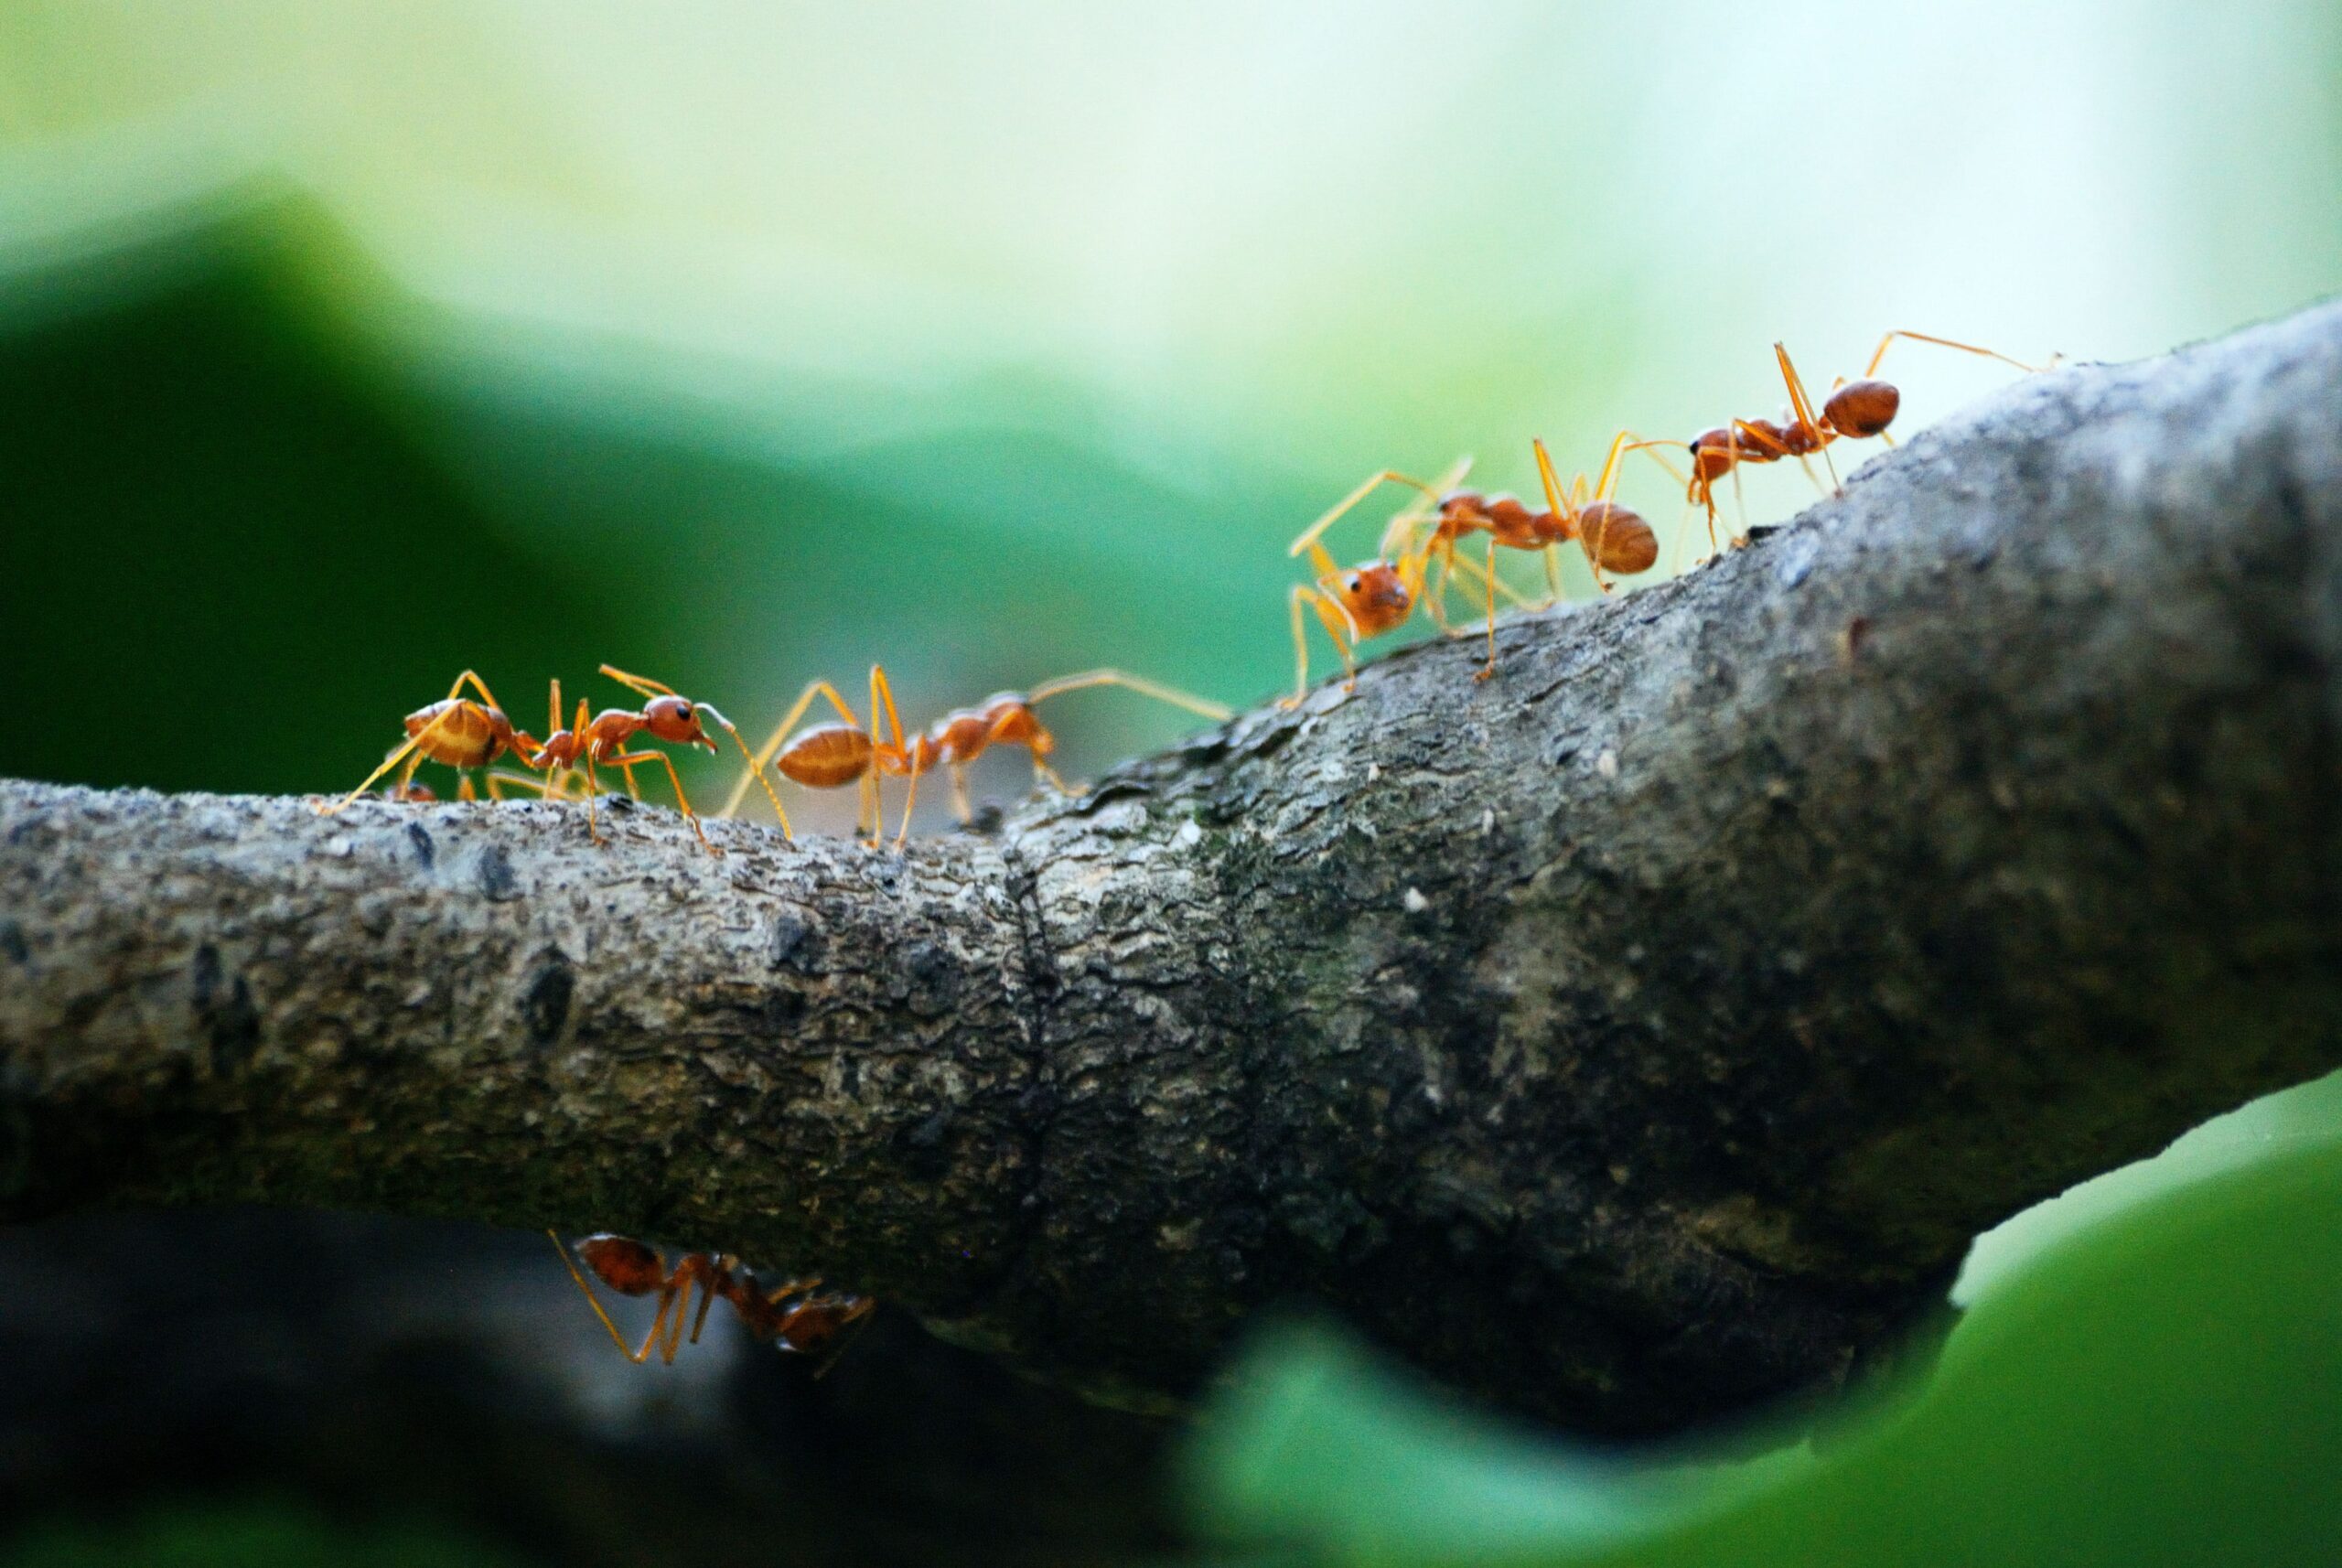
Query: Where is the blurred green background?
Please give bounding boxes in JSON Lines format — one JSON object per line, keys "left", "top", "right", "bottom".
{"left": 0, "top": 2, "right": 2337, "bottom": 1563}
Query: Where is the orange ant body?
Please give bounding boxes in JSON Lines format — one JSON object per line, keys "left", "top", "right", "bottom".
{"left": 724, "top": 668, "right": 1229, "bottom": 844}
{"left": 318, "top": 670, "right": 542, "bottom": 814}
{"left": 910, "top": 670, "right": 1230, "bottom": 822}
{"left": 550, "top": 1231, "right": 875, "bottom": 1369}
{"left": 726, "top": 664, "right": 918, "bottom": 844}
{"left": 521, "top": 666, "right": 783, "bottom": 854}
{"left": 1290, "top": 444, "right": 1658, "bottom": 684}
{"left": 1675, "top": 332, "right": 2050, "bottom": 548}
{"left": 1281, "top": 459, "right": 1471, "bottom": 702}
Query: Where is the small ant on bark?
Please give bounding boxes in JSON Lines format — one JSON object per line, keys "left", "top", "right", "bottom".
{"left": 317, "top": 670, "right": 542, "bottom": 814}
{"left": 550, "top": 1231, "right": 874, "bottom": 1369}
{"left": 521, "top": 665, "right": 782, "bottom": 854}
{"left": 908, "top": 670, "right": 1230, "bottom": 824}
{"left": 1674, "top": 331, "right": 2052, "bottom": 548}
{"left": 1292, "top": 442, "right": 1659, "bottom": 684}
{"left": 1283, "top": 458, "right": 1501, "bottom": 700}
{"left": 723, "top": 667, "right": 1229, "bottom": 844}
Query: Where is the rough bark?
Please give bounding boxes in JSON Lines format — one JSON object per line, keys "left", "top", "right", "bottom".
{"left": 3, "top": 302, "right": 2339, "bottom": 1435}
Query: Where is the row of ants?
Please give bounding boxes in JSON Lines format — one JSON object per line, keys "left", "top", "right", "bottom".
{"left": 321, "top": 329, "right": 2047, "bottom": 851}
{"left": 326, "top": 328, "right": 2047, "bottom": 1374}
{"left": 317, "top": 661, "right": 1230, "bottom": 851}
{"left": 1286, "top": 330, "right": 2050, "bottom": 687}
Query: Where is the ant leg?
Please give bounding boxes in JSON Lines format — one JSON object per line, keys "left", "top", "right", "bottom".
{"left": 688, "top": 1267, "right": 721, "bottom": 1346}
{"left": 446, "top": 669, "right": 510, "bottom": 717}
{"left": 582, "top": 755, "right": 605, "bottom": 844}
{"left": 864, "top": 665, "right": 919, "bottom": 846}
{"left": 1284, "top": 585, "right": 1354, "bottom": 705}
{"left": 618, "top": 760, "right": 644, "bottom": 800}
{"left": 1533, "top": 438, "right": 1606, "bottom": 595}
{"left": 894, "top": 763, "right": 921, "bottom": 848}
{"left": 604, "top": 751, "right": 717, "bottom": 854}
{"left": 1376, "top": 456, "right": 1471, "bottom": 560}
{"left": 596, "top": 664, "right": 674, "bottom": 700}
{"left": 319, "top": 703, "right": 467, "bottom": 816}
{"left": 1291, "top": 468, "right": 1443, "bottom": 559}
{"left": 1864, "top": 329, "right": 2051, "bottom": 379}
{"left": 682, "top": 703, "right": 790, "bottom": 838}
{"left": 1423, "top": 543, "right": 1456, "bottom": 635}
{"left": 1476, "top": 534, "right": 1499, "bottom": 681}
{"left": 1772, "top": 344, "right": 1842, "bottom": 493}
{"left": 724, "top": 680, "right": 864, "bottom": 819}
{"left": 948, "top": 763, "right": 973, "bottom": 822}
{"left": 547, "top": 1230, "right": 664, "bottom": 1364}
{"left": 1025, "top": 670, "right": 1234, "bottom": 722}
{"left": 657, "top": 1274, "right": 701, "bottom": 1364}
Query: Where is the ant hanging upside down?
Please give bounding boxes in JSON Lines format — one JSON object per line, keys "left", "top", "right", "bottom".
{"left": 550, "top": 1230, "right": 876, "bottom": 1369}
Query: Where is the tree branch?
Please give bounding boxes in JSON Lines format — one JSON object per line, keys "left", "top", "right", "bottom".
{"left": 5, "top": 304, "right": 2340, "bottom": 1434}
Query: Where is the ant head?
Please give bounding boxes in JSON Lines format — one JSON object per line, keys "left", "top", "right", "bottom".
{"left": 643, "top": 695, "right": 718, "bottom": 752}
{"left": 575, "top": 1234, "right": 667, "bottom": 1295}
{"left": 1343, "top": 561, "right": 1413, "bottom": 616}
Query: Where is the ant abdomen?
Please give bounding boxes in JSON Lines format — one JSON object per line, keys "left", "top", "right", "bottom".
{"left": 1824, "top": 378, "right": 1900, "bottom": 438}
{"left": 776, "top": 723, "right": 876, "bottom": 789}
{"left": 575, "top": 1234, "right": 667, "bottom": 1295}
{"left": 1574, "top": 500, "right": 1660, "bottom": 575}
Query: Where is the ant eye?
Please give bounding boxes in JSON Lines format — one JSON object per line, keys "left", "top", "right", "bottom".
{"left": 1346, "top": 575, "right": 1361, "bottom": 591}
{"left": 675, "top": 702, "right": 693, "bottom": 719}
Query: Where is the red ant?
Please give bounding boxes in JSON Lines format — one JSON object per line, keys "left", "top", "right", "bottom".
{"left": 521, "top": 665, "right": 785, "bottom": 854}
{"left": 549, "top": 1231, "right": 875, "bottom": 1369}
{"left": 1293, "top": 442, "right": 1659, "bottom": 682}
{"left": 908, "top": 669, "right": 1231, "bottom": 823}
{"left": 722, "top": 666, "right": 1229, "bottom": 845}
{"left": 1673, "top": 331, "right": 2052, "bottom": 550}
{"left": 724, "top": 664, "right": 916, "bottom": 844}
{"left": 318, "top": 670, "right": 543, "bottom": 814}
{"left": 1283, "top": 458, "right": 1506, "bottom": 700}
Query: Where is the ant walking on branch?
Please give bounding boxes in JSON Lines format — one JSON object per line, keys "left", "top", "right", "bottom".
{"left": 724, "top": 663, "right": 916, "bottom": 845}
{"left": 317, "top": 669, "right": 543, "bottom": 814}
{"left": 522, "top": 665, "right": 782, "bottom": 854}
{"left": 1284, "top": 458, "right": 1507, "bottom": 699}
{"left": 1292, "top": 442, "right": 1660, "bottom": 684}
{"left": 550, "top": 1231, "right": 874, "bottom": 1369}
{"left": 1675, "top": 331, "right": 2054, "bottom": 549}
{"left": 908, "top": 670, "right": 1231, "bottom": 824}
{"left": 722, "top": 667, "right": 1230, "bottom": 845}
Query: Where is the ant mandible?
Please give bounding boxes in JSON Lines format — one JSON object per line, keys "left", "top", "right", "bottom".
{"left": 549, "top": 1230, "right": 874, "bottom": 1368}
{"left": 317, "top": 670, "right": 543, "bottom": 815}
{"left": 522, "top": 665, "right": 785, "bottom": 854}
{"left": 1678, "top": 331, "right": 2053, "bottom": 547}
